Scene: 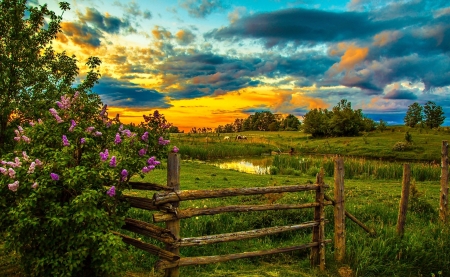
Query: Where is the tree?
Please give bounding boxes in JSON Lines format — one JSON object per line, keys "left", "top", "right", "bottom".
{"left": 0, "top": 0, "right": 101, "bottom": 155}
{"left": 281, "top": 114, "right": 301, "bottom": 131}
{"left": 404, "top": 102, "right": 423, "bottom": 127}
{"left": 302, "top": 108, "right": 332, "bottom": 137}
{"left": 423, "top": 101, "right": 445, "bottom": 129}
{"left": 329, "top": 99, "right": 364, "bottom": 136}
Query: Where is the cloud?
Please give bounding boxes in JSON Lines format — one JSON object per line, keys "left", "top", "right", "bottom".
{"left": 228, "top": 6, "right": 247, "bottom": 23}
{"left": 59, "top": 22, "right": 102, "bottom": 49}
{"left": 180, "top": 0, "right": 226, "bottom": 18}
{"left": 113, "top": 0, "right": 152, "bottom": 20}
{"left": 383, "top": 89, "right": 418, "bottom": 100}
{"left": 205, "top": 8, "right": 406, "bottom": 48}
{"left": 175, "top": 29, "right": 196, "bottom": 45}
{"left": 328, "top": 44, "right": 369, "bottom": 74}
{"left": 152, "top": 26, "right": 173, "bottom": 40}
{"left": 77, "top": 7, "right": 131, "bottom": 34}
{"left": 92, "top": 76, "right": 171, "bottom": 108}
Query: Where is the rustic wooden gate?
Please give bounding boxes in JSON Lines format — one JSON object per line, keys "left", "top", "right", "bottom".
{"left": 114, "top": 153, "right": 340, "bottom": 277}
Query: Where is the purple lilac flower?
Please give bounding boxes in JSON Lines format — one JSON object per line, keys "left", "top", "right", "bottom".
{"left": 86, "top": 126, "right": 95, "bottom": 133}
{"left": 14, "top": 130, "right": 21, "bottom": 141}
{"left": 14, "top": 136, "right": 21, "bottom": 141}
{"left": 80, "top": 138, "right": 86, "bottom": 144}
{"left": 147, "top": 156, "right": 161, "bottom": 166}
{"left": 22, "top": 151, "right": 29, "bottom": 161}
{"left": 62, "top": 135, "right": 70, "bottom": 146}
{"left": 38, "top": 119, "right": 43, "bottom": 124}
{"left": 17, "top": 126, "right": 24, "bottom": 133}
{"left": 31, "top": 182, "right": 38, "bottom": 189}
{"left": 109, "top": 156, "right": 117, "bottom": 167}
{"left": 73, "top": 91, "right": 80, "bottom": 100}
{"left": 28, "top": 162, "right": 36, "bottom": 174}
{"left": 29, "top": 121, "right": 35, "bottom": 127}
{"left": 121, "top": 169, "right": 128, "bottom": 181}
{"left": 56, "top": 95, "right": 71, "bottom": 109}
{"left": 138, "top": 148, "right": 146, "bottom": 157}
{"left": 100, "top": 149, "right": 109, "bottom": 161}
{"left": 0, "top": 167, "right": 7, "bottom": 175}
{"left": 118, "top": 124, "right": 123, "bottom": 132}
{"left": 8, "top": 168, "right": 16, "bottom": 178}
{"left": 69, "top": 120, "right": 76, "bottom": 132}
{"left": 93, "top": 131, "right": 102, "bottom": 137}
{"left": 141, "top": 132, "right": 149, "bottom": 142}
{"left": 14, "top": 157, "right": 21, "bottom": 167}
{"left": 8, "top": 181, "right": 19, "bottom": 192}
{"left": 122, "top": 129, "right": 132, "bottom": 137}
{"left": 100, "top": 104, "right": 107, "bottom": 117}
{"left": 106, "top": 121, "right": 112, "bottom": 128}
{"left": 50, "top": 173, "right": 59, "bottom": 181}
{"left": 21, "top": 136, "right": 31, "bottom": 143}
{"left": 142, "top": 165, "right": 155, "bottom": 173}
{"left": 35, "top": 159, "right": 43, "bottom": 167}
{"left": 49, "top": 108, "right": 63, "bottom": 123}
{"left": 114, "top": 133, "right": 121, "bottom": 144}
{"left": 158, "top": 137, "right": 170, "bottom": 146}
{"left": 172, "top": 146, "right": 179, "bottom": 153}
{"left": 106, "top": 186, "right": 116, "bottom": 197}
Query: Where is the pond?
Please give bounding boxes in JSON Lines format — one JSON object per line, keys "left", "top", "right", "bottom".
{"left": 212, "top": 157, "right": 273, "bottom": 175}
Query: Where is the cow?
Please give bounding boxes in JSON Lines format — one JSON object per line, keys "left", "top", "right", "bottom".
{"left": 224, "top": 136, "right": 230, "bottom": 141}
{"left": 235, "top": 135, "right": 247, "bottom": 141}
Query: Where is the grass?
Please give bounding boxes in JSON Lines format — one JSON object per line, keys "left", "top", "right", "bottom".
{"left": 171, "top": 126, "right": 450, "bottom": 162}
{"left": 116, "top": 157, "right": 447, "bottom": 277}
{"left": 3, "top": 127, "right": 450, "bottom": 276}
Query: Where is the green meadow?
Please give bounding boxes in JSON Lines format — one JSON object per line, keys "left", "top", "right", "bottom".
{"left": 2, "top": 127, "right": 449, "bottom": 276}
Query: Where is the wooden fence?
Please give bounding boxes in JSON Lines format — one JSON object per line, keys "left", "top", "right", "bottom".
{"left": 114, "top": 154, "right": 351, "bottom": 277}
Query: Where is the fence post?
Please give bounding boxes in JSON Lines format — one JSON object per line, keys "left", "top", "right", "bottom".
{"left": 396, "top": 164, "right": 411, "bottom": 237}
{"left": 311, "top": 168, "right": 325, "bottom": 270}
{"left": 440, "top": 140, "right": 449, "bottom": 223}
{"left": 165, "top": 153, "right": 181, "bottom": 277}
{"left": 334, "top": 156, "right": 345, "bottom": 262}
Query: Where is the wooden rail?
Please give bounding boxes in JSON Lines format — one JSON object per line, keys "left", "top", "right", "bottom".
{"left": 115, "top": 154, "right": 350, "bottom": 277}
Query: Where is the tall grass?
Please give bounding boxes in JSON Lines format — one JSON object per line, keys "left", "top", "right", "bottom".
{"left": 272, "top": 155, "right": 441, "bottom": 181}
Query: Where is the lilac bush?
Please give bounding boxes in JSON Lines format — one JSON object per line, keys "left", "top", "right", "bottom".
{"left": 0, "top": 90, "right": 171, "bottom": 276}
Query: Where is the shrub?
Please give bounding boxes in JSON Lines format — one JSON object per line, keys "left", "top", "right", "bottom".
{"left": 0, "top": 91, "right": 172, "bottom": 276}
{"left": 392, "top": 142, "right": 412, "bottom": 151}
{"left": 269, "top": 166, "right": 279, "bottom": 175}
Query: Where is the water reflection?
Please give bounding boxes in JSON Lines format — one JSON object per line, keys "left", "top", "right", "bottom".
{"left": 213, "top": 158, "right": 272, "bottom": 175}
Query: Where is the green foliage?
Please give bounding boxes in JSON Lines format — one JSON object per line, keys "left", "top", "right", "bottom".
{"left": 404, "top": 102, "right": 423, "bottom": 127}
{"left": 0, "top": 0, "right": 101, "bottom": 155}
{"left": 404, "top": 131, "right": 413, "bottom": 143}
{"left": 392, "top": 141, "right": 412, "bottom": 151}
{"left": 424, "top": 101, "right": 446, "bottom": 129}
{"left": 303, "top": 99, "right": 372, "bottom": 137}
{"left": 0, "top": 92, "right": 171, "bottom": 276}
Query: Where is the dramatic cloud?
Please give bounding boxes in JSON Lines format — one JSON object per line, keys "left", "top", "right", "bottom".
{"left": 175, "top": 29, "right": 196, "bottom": 45}
{"left": 206, "top": 8, "right": 410, "bottom": 48}
{"left": 59, "top": 22, "right": 102, "bottom": 49}
{"left": 92, "top": 76, "right": 171, "bottom": 108}
{"left": 113, "top": 0, "right": 152, "bottom": 20}
{"left": 78, "top": 7, "right": 131, "bottom": 34}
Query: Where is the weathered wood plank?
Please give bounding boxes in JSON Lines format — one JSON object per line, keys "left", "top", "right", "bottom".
{"left": 165, "top": 153, "right": 181, "bottom": 277}
{"left": 153, "top": 202, "right": 333, "bottom": 222}
{"left": 124, "top": 195, "right": 158, "bottom": 211}
{"left": 130, "top": 181, "right": 173, "bottom": 191}
{"left": 334, "top": 157, "right": 345, "bottom": 262}
{"left": 122, "top": 218, "right": 177, "bottom": 244}
{"left": 155, "top": 240, "right": 332, "bottom": 270}
{"left": 112, "top": 232, "right": 179, "bottom": 261}
{"left": 396, "top": 164, "right": 411, "bottom": 237}
{"left": 153, "top": 184, "right": 323, "bottom": 205}
{"left": 440, "top": 140, "right": 449, "bottom": 222}
{"left": 176, "top": 221, "right": 320, "bottom": 247}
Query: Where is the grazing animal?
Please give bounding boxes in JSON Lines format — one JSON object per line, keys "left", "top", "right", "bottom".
{"left": 235, "top": 135, "right": 247, "bottom": 141}
{"left": 224, "top": 136, "right": 230, "bottom": 141}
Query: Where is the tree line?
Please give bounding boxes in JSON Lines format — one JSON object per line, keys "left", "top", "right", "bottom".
{"left": 187, "top": 112, "right": 301, "bottom": 134}
{"left": 404, "top": 101, "right": 446, "bottom": 128}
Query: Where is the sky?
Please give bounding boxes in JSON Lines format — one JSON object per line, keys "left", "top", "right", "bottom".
{"left": 36, "top": 0, "right": 450, "bottom": 131}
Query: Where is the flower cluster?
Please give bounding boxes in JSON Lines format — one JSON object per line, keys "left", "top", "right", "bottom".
{"left": 1, "top": 152, "right": 44, "bottom": 191}
{"left": 142, "top": 156, "right": 161, "bottom": 173}
{"left": 49, "top": 108, "right": 64, "bottom": 123}
{"left": 158, "top": 137, "right": 170, "bottom": 146}
{"left": 14, "top": 127, "right": 31, "bottom": 143}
